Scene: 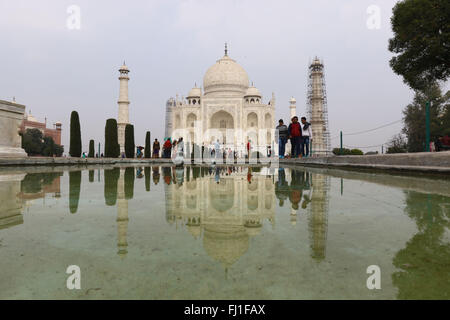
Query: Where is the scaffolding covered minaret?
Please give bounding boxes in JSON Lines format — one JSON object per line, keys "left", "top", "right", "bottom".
{"left": 307, "top": 57, "right": 330, "bottom": 156}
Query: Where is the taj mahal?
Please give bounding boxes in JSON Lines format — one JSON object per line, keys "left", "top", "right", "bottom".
{"left": 164, "top": 45, "right": 276, "bottom": 153}
{"left": 112, "top": 44, "right": 330, "bottom": 157}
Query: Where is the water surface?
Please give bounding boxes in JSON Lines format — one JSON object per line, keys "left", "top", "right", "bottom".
{"left": 0, "top": 165, "right": 448, "bottom": 299}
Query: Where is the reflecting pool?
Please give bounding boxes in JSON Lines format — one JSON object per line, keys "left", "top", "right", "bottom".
{"left": 0, "top": 165, "right": 449, "bottom": 299}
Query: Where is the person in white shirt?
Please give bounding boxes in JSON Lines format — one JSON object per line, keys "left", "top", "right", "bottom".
{"left": 301, "top": 117, "right": 312, "bottom": 157}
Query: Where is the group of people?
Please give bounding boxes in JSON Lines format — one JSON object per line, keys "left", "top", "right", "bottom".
{"left": 159, "top": 137, "right": 184, "bottom": 159}
{"left": 276, "top": 116, "right": 312, "bottom": 159}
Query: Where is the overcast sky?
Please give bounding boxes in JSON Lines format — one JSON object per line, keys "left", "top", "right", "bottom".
{"left": 1, "top": 0, "right": 420, "bottom": 153}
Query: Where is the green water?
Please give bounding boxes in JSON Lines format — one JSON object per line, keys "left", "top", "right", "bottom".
{"left": 0, "top": 165, "right": 449, "bottom": 299}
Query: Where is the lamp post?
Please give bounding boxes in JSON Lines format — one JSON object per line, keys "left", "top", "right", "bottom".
{"left": 425, "top": 101, "right": 430, "bottom": 152}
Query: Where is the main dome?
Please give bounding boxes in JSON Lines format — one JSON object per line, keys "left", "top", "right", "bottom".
{"left": 203, "top": 54, "right": 249, "bottom": 96}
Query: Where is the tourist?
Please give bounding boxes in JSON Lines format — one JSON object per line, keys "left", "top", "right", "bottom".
{"left": 172, "top": 140, "right": 178, "bottom": 158}
{"left": 82, "top": 152, "right": 86, "bottom": 159}
{"left": 214, "top": 140, "right": 221, "bottom": 159}
{"left": 152, "top": 139, "right": 160, "bottom": 158}
{"left": 162, "top": 138, "right": 172, "bottom": 158}
{"left": 247, "top": 140, "right": 251, "bottom": 158}
{"left": 288, "top": 116, "right": 302, "bottom": 158}
{"left": 300, "top": 117, "right": 312, "bottom": 157}
{"left": 276, "top": 119, "right": 288, "bottom": 158}
{"left": 100, "top": 153, "right": 104, "bottom": 158}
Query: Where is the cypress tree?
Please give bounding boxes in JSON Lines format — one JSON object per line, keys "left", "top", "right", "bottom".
{"left": 69, "top": 111, "right": 82, "bottom": 157}
{"left": 88, "top": 139, "right": 95, "bottom": 158}
{"left": 105, "top": 119, "right": 120, "bottom": 158}
{"left": 145, "top": 131, "right": 151, "bottom": 158}
{"left": 125, "top": 124, "right": 135, "bottom": 158}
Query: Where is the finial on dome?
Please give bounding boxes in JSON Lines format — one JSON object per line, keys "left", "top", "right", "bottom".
{"left": 224, "top": 42, "right": 228, "bottom": 56}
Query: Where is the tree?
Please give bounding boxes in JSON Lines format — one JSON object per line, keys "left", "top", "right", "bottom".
{"left": 105, "top": 119, "right": 120, "bottom": 158}
{"left": 145, "top": 131, "right": 151, "bottom": 158}
{"left": 88, "top": 139, "right": 95, "bottom": 158}
{"left": 42, "top": 136, "right": 61, "bottom": 157}
{"left": 22, "top": 129, "right": 63, "bottom": 157}
{"left": 125, "top": 124, "right": 135, "bottom": 158}
{"left": 402, "top": 84, "right": 449, "bottom": 152}
{"left": 69, "top": 111, "right": 82, "bottom": 157}
{"left": 386, "top": 134, "right": 408, "bottom": 153}
{"left": 388, "top": 0, "right": 450, "bottom": 91}
{"left": 22, "top": 128, "right": 44, "bottom": 155}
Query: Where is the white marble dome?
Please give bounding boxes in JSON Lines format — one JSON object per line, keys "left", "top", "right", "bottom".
{"left": 203, "top": 54, "right": 249, "bottom": 96}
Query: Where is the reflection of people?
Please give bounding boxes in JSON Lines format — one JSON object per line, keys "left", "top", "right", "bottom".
{"left": 289, "top": 170, "right": 304, "bottom": 210}
{"left": 136, "top": 167, "right": 143, "bottom": 178}
{"left": 162, "top": 167, "right": 172, "bottom": 185}
{"left": 215, "top": 167, "right": 221, "bottom": 184}
{"left": 247, "top": 167, "right": 252, "bottom": 184}
{"left": 275, "top": 168, "right": 289, "bottom": 206}
{"left": 152, "top": 166, "right": 160, "bottom": 185}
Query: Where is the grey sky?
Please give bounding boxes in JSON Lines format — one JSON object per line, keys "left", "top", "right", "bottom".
{"left": 1, "top": 0, "right": 419, "bottom": 153}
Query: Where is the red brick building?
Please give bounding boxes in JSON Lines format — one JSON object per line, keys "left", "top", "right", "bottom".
{"left": 20, "top": 111, "right": 62, "bottom": 146}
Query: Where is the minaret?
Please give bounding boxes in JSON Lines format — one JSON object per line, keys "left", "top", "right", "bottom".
{"left": 289, "top": 97, "right": 297, "bottom": 120}
{"left": 117, "top": 62, "right": 130, "bottom": 154}
{"left": 307, "top": 57, "right": 330, "bottom": 156}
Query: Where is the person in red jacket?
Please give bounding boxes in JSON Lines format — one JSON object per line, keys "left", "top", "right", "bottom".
{"left": 288, "top": 116, "right": 302, "bottom": 158}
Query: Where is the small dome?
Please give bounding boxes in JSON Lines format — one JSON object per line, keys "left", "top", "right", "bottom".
{"left": 54, "top": 121, "right": 62, "bottom": 126}
{"left": 119, "top": 62, "right": 129, "bottom": 72}
{"left": 187, "top": 86, "right": 202, "bottom": 98}
{"left": 289, "top": 97, "right": 296, "bottom": 104}
{"left": 26, "top": 111, "right": 39, "bottom": 123}
{"left": 244, "top": 86, "right": 261, "bottom": 98}
{"left": 203, "top": 54, "right": 249, "bottom": 96}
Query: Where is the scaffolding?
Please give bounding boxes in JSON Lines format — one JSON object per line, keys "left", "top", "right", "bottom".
{"left": 306, "top": 57, "right": 331, "bottom": 156}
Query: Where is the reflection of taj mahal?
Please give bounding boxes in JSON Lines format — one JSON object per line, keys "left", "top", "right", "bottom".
{"left": 164, "top": 167, "right": 276, "bottom": 269}
{"left": 165, "top": 45, "right": 275, "bottom": 151}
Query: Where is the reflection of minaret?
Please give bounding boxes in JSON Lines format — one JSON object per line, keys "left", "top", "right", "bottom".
{"left": 117, "top": 168, "right": 129, "bottom": 258}
{"left": 117, "top": 62, "right": 130, "bottom": 154}
{"left": 307, "top": 173, "right": 330, "bottom": 261}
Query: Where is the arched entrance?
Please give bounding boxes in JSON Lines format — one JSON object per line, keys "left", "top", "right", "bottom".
{"left": 209, "top": 110, "right": 234, "bottom": 144}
